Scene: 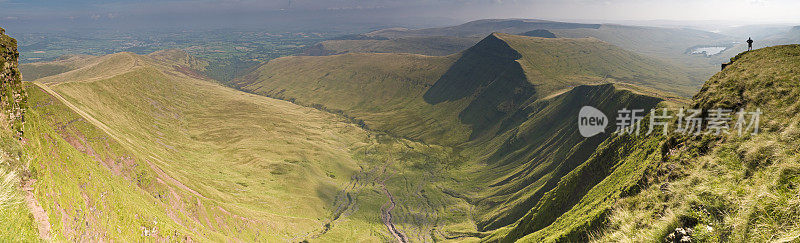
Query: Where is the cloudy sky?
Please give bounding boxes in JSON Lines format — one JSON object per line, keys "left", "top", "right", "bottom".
{"left": 2, "top": 0, "right": 800, "bottom": 29}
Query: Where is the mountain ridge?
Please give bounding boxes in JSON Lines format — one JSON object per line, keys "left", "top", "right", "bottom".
{"left": 233, "top": 32, "right": 682, "bottom": 235}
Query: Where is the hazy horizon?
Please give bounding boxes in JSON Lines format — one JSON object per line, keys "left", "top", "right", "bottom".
{"left": 2, "top": 0, "right": 800, "bottom": 34}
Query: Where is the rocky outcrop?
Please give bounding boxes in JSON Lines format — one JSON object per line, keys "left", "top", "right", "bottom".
{"left": 0, "top": 27, "right": 27, "bottom": 138}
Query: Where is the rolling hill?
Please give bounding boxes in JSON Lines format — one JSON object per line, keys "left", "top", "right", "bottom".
{"left": 11, "top": 28, "right": 798, "bottom": 242}
{"left": 234, "top": 32, "right": 688, "bottom": 237}
{"left": 550, "top": 24, "right": 736, "bottom": 82}
{"left": 303, "top": 36, "right": 482, "bottom": 56}
{"left": 366, "top": 19, "right": 601, "bottom": 38}
{"left": 10, "top": 47, "right": 490, "bottom": 241}
{"left": 487, "top": 44, "right": 800, "bottom": 242}
{"left": 21, "top": 51, "right": 374, "bottom": 241}
{"left": 8, "top": 31, "right": 686, "bottom": 241}
{"left": 340, "top": 19, "right": 736, "bottom": 91}
{"left": 237, "top": 33, "right": 691, "bottom": 146}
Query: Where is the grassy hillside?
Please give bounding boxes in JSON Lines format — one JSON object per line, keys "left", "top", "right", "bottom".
{"left": 235, "top": 32, "right": 691, "bottom": 238}
{"left": 489, "top": 45, "right": 800, "bottom": 242}
{"left": 496, "top": 33, "right": 694, "bottom": 96}
{"left": 304, "top": 36, "right": 481, "bottom": 56}
{"left": 454, "top": 84, "right": 663, "bottom": 232}
{"left": 0, "top": 27, "right": 40, "bottom": 241}
{"left": 19, "top": 55, "right": 99, "bottom": 81}
{"left": 16, "top": 49, "right": 491, "bottom": 241}
{"left": 551, "top": 24, "right": 735, "bottom": 86}
{"left": 27, "top": 51, "right": 378, "bottom": 240}
{"left": 237, "top": 33, "right": 691, "bottom": 145}
{"left": 18, "top": 28, "right": 788, "bottom": 242}
{"left": 367, "top": 19, "right": 600, "bottom": 38}
{"left": 360, "top": 19, "right": 734, "bottom": 91}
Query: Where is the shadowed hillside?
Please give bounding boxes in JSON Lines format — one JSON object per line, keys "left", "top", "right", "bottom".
{"left": 489, "top": 45, "right": 800, "bottom": 242}
{"left": 234, "top": 32, "right": 688, "bottom": 238}
{"left": 19, "top": 29, "right": 797, "bottom": 242}
{"left": 459, "top": 84, "right": 663, "bottom": 232}
{"left": 237, "top": 33, "right": 691, "bottom": 145}
{"left": 358, "top": 20, "right": 734, "bottom": 91}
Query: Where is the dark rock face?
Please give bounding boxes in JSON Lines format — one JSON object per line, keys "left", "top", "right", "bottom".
{"left": 0, "top": 27, "right": 27, "bottom": 138}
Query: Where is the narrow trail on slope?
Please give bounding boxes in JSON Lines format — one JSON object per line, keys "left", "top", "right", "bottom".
{"left": 32, "top": 83, "right": 126, "bottom": 148}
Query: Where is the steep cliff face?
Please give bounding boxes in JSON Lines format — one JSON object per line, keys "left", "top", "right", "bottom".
{"left": 0, "top": 27, "right": 26, "bottom": 137}
{"left": 0, "top": 27, "right": 40, "bottom": 242}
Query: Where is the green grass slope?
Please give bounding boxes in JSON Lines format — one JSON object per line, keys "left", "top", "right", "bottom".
{"left": 482, "top": 120, "right": 667, "bottom": 242}
{"left": 304, "top": 36, "right": 482, "bottom": 56}
{"left": 493, "top": 45, "right": 800, "bottom": 242}
{"left": 237, "top": 33, "right": 691, "bottom": 145}
{"left": 236, "top": 32, "right": 691, "bottom": 238}
{"left": 22, "top": 84, "right": 212, "bottom": 241}
{"left": 19, "top": 55, "right": 99, "bottom": 81}
{"left": 495, "top": 33, "right": 694, "bottom": 96}
{"left": 0, "top": 28, "right": 40, "bottom": 241}
{"left": 366, "top": 19, "right": 601, "bottom": 38}
{"left": 550, "top": 24, "right": 735, "bottom": 86}
{"left": 456, "top": 84, "right": 662, "bottom": 233}
{"left": 19, "top": 49, "right": 487, "bottom": 241}
{"left": 365, "top": 19, "right": 734, "bottom": 91}
{"left": 18, "top": 52, "right": 345, "bottom": 240}
{"left": 29, "top": 52, "right": 376, "bottom": 240}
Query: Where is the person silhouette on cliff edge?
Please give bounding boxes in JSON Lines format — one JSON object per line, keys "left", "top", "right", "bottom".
{"left": 747, "top": 37, "right": 754, "bottom": 51}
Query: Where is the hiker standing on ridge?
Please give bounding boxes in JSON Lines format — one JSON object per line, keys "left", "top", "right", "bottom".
{"left": 747, "top": 37, "right": 754, "bottom": 51}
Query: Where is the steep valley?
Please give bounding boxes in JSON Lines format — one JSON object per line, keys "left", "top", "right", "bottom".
{"left": 5, "top": 24, "right": 800, "bottom": 243}
{"left": 10, "top": 47, "right": 477, "bottom": 241}
{"left": 234, "top": 32, "right": 686, "bottom": 241}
